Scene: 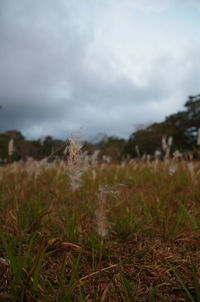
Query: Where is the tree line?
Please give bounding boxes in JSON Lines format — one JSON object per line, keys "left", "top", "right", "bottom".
{"left": 1, "top": 94, "right": 200, "bottom": 163}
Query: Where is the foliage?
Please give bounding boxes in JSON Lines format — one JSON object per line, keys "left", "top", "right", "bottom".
{"left": 124, "top": 94, "right": 200, "bottom": 157}
{"left": 1, "top": 94, "right": 200, "bottom": 162}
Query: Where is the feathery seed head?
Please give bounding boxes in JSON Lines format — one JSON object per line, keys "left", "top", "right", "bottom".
{"left": 8, "top": 139, "right": 15, "bottom": 157}
{"left": 197, "top": 128, "right": 200, "bottom": 145}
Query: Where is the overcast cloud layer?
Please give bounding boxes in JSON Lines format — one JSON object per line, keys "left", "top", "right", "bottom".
{"left": 0, "top": 0, "right": 200, "bottom": 140}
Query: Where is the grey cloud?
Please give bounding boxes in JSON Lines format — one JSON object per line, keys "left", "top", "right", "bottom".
{"left": 0, "top": 0, "right": 200, "bottom": 140}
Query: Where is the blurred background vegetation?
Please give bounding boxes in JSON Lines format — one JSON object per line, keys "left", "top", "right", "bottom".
{"left": 1, "top": 94, "right": 200, "bottom": 163}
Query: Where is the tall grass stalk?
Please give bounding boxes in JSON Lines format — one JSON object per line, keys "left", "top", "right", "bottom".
{"left": 67, "top": 136, "right": 84, "bottom": 192}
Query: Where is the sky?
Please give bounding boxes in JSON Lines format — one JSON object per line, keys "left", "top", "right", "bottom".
{"left": 0, "top": 0, "right": 200, "bottom": 141}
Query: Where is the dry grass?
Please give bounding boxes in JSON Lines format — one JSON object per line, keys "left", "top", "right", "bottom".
{"left": 1, "top": 158, "right": 200, "bottom": 301}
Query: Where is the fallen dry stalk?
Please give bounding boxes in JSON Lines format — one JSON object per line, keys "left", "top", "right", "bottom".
{"left": 79, "top": 263, "right": 119, "bottom": 282}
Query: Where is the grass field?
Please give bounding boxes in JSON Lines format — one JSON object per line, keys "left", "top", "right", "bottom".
{"left": 1, "top": 155, "right": 200, "bottom": 301}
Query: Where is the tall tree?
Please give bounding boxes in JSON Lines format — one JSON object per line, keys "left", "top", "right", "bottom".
{"left": 124, "top": 94, "right": 200, "bottom": 157}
